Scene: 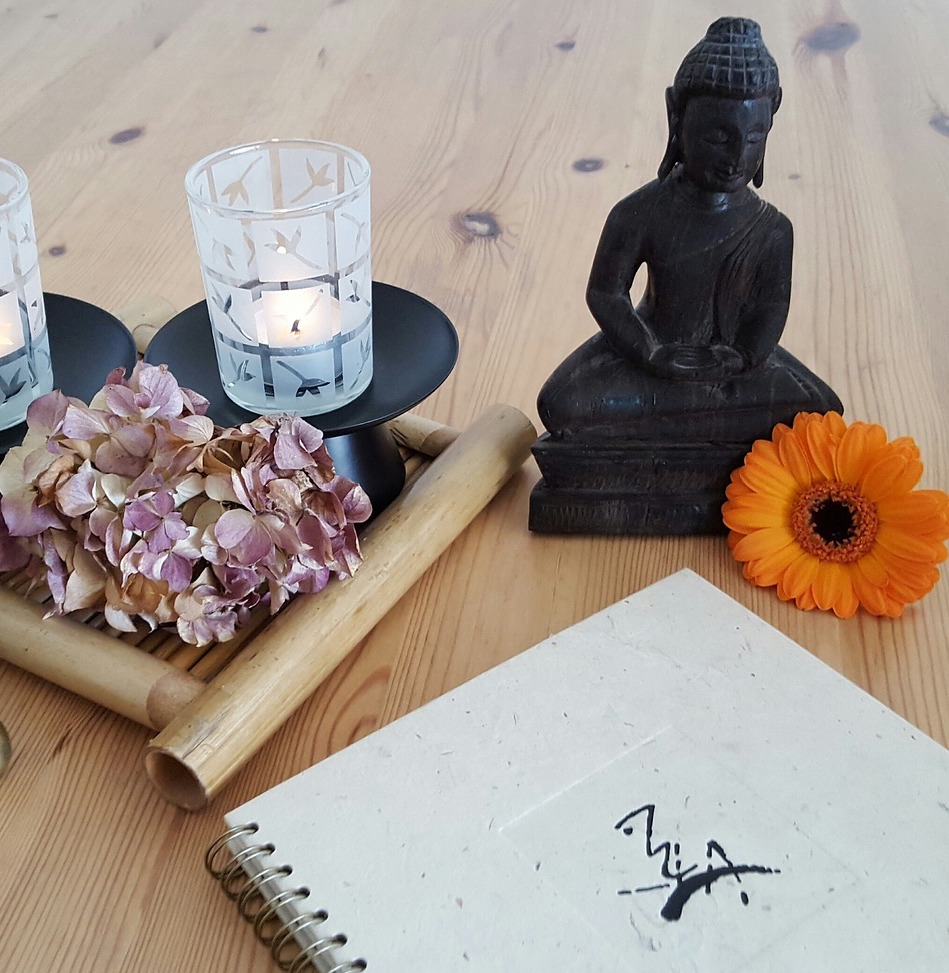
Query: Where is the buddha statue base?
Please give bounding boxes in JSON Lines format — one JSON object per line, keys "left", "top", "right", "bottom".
{"left": 530, "top": 438, "right": 753, "bottom": 534}
{"left": 530, "top": 344, "right": 842, "bottom": 535}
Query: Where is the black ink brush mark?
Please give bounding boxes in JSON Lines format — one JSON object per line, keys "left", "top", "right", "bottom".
{"left": 659, "top": 862, "right": 779, "bottom": 921}
{"left": 615, "top": 804, "right": 780, "bottom": 922}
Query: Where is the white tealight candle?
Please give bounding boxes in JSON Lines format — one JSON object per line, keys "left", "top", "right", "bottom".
{"left": 0, "top": 292, "right": 25, "bottom": 353}
{"left": 257, "top": 287, "right": 339, "bottom": 349}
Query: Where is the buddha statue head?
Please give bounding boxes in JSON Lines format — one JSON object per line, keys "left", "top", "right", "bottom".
{"left": 658, "top": 17, "right": 782, "bottom": 192}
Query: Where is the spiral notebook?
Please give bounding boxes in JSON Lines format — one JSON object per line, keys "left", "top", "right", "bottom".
{"left": 207, "top": 569, "right": 949, "bottom": 972}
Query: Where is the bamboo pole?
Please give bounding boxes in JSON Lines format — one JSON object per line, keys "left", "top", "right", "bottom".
{"left": 145, "top": 403, "right": 536, "bottom": 810}
{"left": 0, "top": 413, "right": 464, "bottom": 734}
{"left": 0, "top": 587, "right": 206, "bottom": 730}
{"left": 387, "top": 412, "right": 460, "bottom": 456}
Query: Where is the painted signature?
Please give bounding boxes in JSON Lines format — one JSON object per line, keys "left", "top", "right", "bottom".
{"left": 615, "top": 803, "right": 780, "bottom": 920}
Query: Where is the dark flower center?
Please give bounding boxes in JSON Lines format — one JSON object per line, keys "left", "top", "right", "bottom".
{"left": 790, "top": 482, "right": 879, "bottom": 563}
{"left": 810, "top": 498, "right": 856, "bottom": 545}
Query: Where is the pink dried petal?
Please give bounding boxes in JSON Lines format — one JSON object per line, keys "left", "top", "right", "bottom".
{"left": 329, "top": 523, "right": 362, "bottom": 578}
{"left": 115, "top": 423, "right": 156, "bottom": 458}
{"left": 272, "top": 416, "right": 326, "bottom": 470}
{"left": 55, "top": 461, "right": 101, "bottom": 518}
{"left": 265, "top": 477, "right": 303, "bottom": 518}
{"left": 104, "top": 518, "right": 135, "bottom": 567}
{"left": 40, "top": 533, "right": 68, "bottom": 608}
{"left": 175, "top": 610, "right": 239, "bottom": 646}
{"left": 282, "top": 560, "right": 331, "bottom": 595}
{"left": 179, "top": 386, "right": 211, "bottom": 417}
{"left": 213, "top": 508, "right": 274, "bottom": 565}
{"left": 60, "top": 402, "right": 113, "bottom": 440}
{"left": 124, "top": 498, "right": 161, "bottom": 533}
{"left": 167, "top": 414, "right": 215, "bottom": 443}
{"left": 25, "top": 389, "right": 70, "bottom": 433}
{"left": 296, "top": 512, "right": 334, "bottom": 562}
{"left": 93, "top": 423, "right": 157, "bottom": 476}
{"left": 1, "top": 490, "right": 64, "bottom": 536}
{"left": 332, "top": 478, "right": 372, "bottom": 523}
{"left": 0, "top": 519, "right": 30, "bottom": 571}
{"left": 99, "top": 362, "right": 179, "bottom": 419}
{"left": 101, "top": 383, "right": 139, "bottom": 418}
{"left": 126, "top": 470, "right": 164, "bottom": 499}
{"left": 212, "top": 563, "right": 262, "bottom": 601}
{"left": 159, "top": 551, "right": 195, "bottom": 592}
{"left": 143, "top": 514, "right": 193, "bottom": 555}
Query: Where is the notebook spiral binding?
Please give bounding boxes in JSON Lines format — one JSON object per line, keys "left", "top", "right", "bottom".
{"left": 206, "top": 824, "right": 367, "bottom": 973}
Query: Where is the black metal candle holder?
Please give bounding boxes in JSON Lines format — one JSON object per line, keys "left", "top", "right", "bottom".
{"left": 0, "top": 293, "right": 138, "bottom": 453}
{"left": 145, "top": 282, "right": 458, "bottom": 516}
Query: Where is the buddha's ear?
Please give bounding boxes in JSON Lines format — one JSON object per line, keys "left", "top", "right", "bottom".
{"left": 657, "top": 86, "right": 680, "bottom": 181}
{"left": 755, "top": 87, "right": 782, "bottom": 188}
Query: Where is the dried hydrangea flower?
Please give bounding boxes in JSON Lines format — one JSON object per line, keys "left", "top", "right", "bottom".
{"left": 0, "top": 362, "right": 371, "bottom": 645}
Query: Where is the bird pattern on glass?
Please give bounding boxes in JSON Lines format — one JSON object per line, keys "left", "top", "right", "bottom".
{"left": 187, "top": 142, "right": 372, "bottom": 415}
{"left": 0, "top": 159, "right": 53, "bottom": 427}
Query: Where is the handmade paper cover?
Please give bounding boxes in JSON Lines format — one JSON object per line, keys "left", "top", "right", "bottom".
{"left": 220, "top": 570, "right": 949, "bottom": 971}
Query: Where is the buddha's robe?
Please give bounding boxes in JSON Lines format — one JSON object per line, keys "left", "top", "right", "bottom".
{"left": 538, "top": 174, "right": 840, "bottom": 443}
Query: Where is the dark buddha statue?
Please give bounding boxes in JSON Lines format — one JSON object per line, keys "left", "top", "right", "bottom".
{"left": 530, "top": 17, "right": 842, "bottom": 534}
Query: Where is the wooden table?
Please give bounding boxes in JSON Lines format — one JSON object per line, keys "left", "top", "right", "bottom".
{"left": 1, "top": 1, "right": 947, "bottom": 969}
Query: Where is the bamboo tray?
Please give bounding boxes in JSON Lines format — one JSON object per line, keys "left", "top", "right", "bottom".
{"left": 0, "top": 317, "right": 536, "bottom": 808}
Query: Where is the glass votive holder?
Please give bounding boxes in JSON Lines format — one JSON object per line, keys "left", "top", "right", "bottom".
{"left": 185, "top": 139, "right": 372, "bottom": 415}
{"left": 0, "top": 159, "right": 53, "bottom": 430}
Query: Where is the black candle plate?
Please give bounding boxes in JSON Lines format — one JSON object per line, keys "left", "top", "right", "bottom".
{"left": 0, "top": 293, "right": 138, "bottom": 453}
{"left": 145, "top": 281, "right": 459, "bottom": 434}
{"left": 145, "top": 282, "right": 459, "bottom": 514}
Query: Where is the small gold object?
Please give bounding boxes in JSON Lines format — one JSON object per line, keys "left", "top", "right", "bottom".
{"left": 0, "top": 720, "right": 11, "bottom": 779}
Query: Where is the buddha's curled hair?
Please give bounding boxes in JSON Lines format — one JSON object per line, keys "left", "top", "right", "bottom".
{"left": 673, "top": 17, "right": 781, "bottom": 108}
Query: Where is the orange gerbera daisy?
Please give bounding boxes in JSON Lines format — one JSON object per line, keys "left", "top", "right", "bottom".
{"left": 722, "top": 412, "right": 949, "bottom": 619}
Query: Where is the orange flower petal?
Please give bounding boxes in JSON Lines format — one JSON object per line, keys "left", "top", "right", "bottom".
{"left": 854, "top": 549, "right": 889, "bottom": 587}
{"left": 725, "top": 474, "right": 753, "bottom": 500}
{"left": 795, "top": 587, "right": 818, "bottom": 611}
{"left": 889, "top": 436, "right": 921, "bottom": 464}
{"left": 824, "top": 412, "right": 847, "bottom": 438}
{"left": 885, "top": 567, "right": 939, "bottom": 604}
{"left": 731, "top": 526, "right": 795, "bottom": 563}
{"left": 777, "top": 551, "right": 819, "bottom": 601}
{"left": 722, "top": 494, "right": 789, "bottom": 532}
{"left": 738, "top": 459, "right": 799, "bottom": 500}
{"left": 876, "top": 524, "right": 947, "bottom": 564}
{"left": 834, "top": 423, "right": 871, "bottom": 485}
{"left": 811, "top": 561, "right": 852, "bottom": 615}
{"left": 860, "top": 454, "right": 924, "bottom": 501}
{"left": 744, "top": 541, "right": 803, "bottom": 587}
{"left": 858, "top": 454, "right": 907, "bottom": 502}
{"left": 863, "top": 546, "right": 943, "bottom": 588}
{"left": 850, "top": 570, "right": 891, "bottom": 616}
{"left": 804, "top": 419, "right": 837, "bottom": 480}
{"left": 747, "top": 438, "right": 781, "bottom": 466}
{"left": 877, "top": 491, "right": 949, "bottom": 537}
{"left": 776, "top": 426, "right": 816, "bottom": 489}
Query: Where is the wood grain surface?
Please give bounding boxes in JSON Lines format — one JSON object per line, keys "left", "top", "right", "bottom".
{"left": 1, "top": 1, "right": 947, "bottom": 970}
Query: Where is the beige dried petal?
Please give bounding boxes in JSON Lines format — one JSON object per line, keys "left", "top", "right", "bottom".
{"left": 61, "top": 547, "right": 107, "bottom": 612}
